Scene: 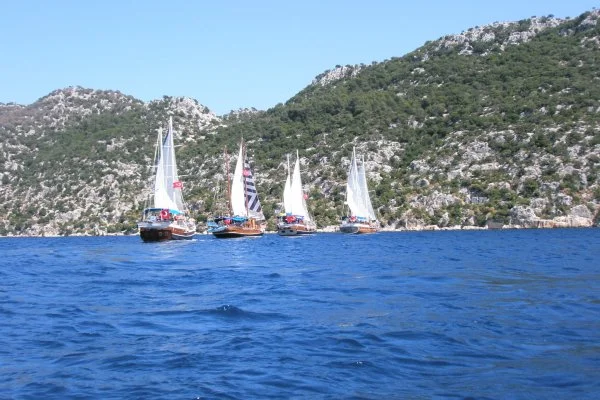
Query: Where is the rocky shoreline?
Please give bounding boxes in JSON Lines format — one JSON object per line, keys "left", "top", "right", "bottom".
{"left": 2, "top": 207, "right": 597, "bottom": 238}
{"left": 1, "top": 222, "right": 597, "bottom": 238}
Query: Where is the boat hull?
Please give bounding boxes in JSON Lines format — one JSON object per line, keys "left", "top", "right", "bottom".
{"left": 138, "top": 221, "right": 196, "bottom": 242}
{"left": 339, "top": 222, "right": 378, "bottom": 234}
{"left": 277, "top": 223, "right": 316, "bottom": 236}
{"left": 211, "top": 225, "right": 264, "bottom": 238}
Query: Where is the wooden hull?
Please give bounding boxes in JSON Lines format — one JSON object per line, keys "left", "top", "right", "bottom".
{"left": 212, "top": 224, "right": 264, "bottom": 238}
{"left": 339, "top": 222, "right": 378, "bottom": 234}
{"left": 277, "top": 223, "right": 316, "bottom": 236}
{"left": 138, "top": 221, "right": 196, "bottom": 242}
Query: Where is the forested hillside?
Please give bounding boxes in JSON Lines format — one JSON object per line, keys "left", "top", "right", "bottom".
{"left": 1, "top": 10, "right": 599, "bottom": 235}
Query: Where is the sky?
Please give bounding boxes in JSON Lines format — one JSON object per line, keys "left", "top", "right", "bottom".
{"left": 0, "top": 0, "right": 598, "bottom": 115}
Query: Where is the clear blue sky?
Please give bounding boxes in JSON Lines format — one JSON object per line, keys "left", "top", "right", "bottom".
{"left": 1, "top": 0, "right": 597, "bottom": 115}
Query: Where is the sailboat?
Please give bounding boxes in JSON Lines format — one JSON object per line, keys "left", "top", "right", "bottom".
{"left": 277, "top": 151, "right": 317, "bottom": 236}
{"left": 340, "top": 147, "right": 379, "bottom": 234}
{"left": 138, "top": 117, "right": 197, "bottom": 241}
{"left": 211, "top": 139, "right": 266, "bottom": 238}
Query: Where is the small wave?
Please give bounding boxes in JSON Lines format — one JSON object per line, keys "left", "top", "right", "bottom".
{"left": 440, "top": 302, "right": 463, "bottom": 310}
{"left": 384, "top": 330, "right": 463, "bottom": 345}
{"left": 452, "top": 350, "right": 511, "bottom": 361}
{"left": 23, "top": 382, "right": 67, "bottom": 397}
{"left": 355, "top": 322, "right": 378, "bottom": 329}
{"left": 326, "top": 359, "right": 376, "bottom": 369}
{"left": 392, "top": 356, "right": 465, "bottom": 368}
{"left": 54, "top": 351, "right": 89, "bottom": 366}
{"left": 137, "top": 309, "right": 195, "bottom": 317}
{"left": 335, "top": 337, "right": 365, "bottom": 349}
{"left": 212, "top": 305, "right": 243, "bottom": 315}
{"left": 530, "top": 374, "right": 588, "bottom": 389}
{"left": 443, "top": 256, "right": 462, "bottom": 262}
{"left": 205, "top": 305, "right": 288, "bottom": 321}
{"left": 78, "top": 320, "right": 118, "bottom": 331}
{"left": 360, "top": 332, "right": 385, "bottom": 343}
{"left": 0, "top": 307, "right": 15, "bottom": 316}
{"left": 34, "top": 339, "right": 65, "bottom": 349}
{"left": 232, "top": 368, "right": 265, "bottom": 377}
{"left": 79, "top": 331, "right": 103, "bottom": 338}
{"left": 101, "top": 354, "right": 140, "bottom": 369}
{"left": 164, "top": 351, "right": 204, "bottom": 369}
{"left": 132, "top": 306, "right": 288, "bottom": 324}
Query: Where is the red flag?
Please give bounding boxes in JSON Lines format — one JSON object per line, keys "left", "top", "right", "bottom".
{"left": 173, "top": 181, "right": 183, "bottom": 189}
{"left": 243, "top": 168, "right": 251, "bottom": 177}
{"left": 303, "top": 193, "right": 308, "bottom": 200}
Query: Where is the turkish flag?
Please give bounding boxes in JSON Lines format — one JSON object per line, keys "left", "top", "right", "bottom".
{"left": 173, "top": 181, "right": 183, "bottom": 189}
{"left": 243, "top": 169, "right": 251, "bottom": 177}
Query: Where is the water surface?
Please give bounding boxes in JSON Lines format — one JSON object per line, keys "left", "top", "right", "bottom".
{"left": 1, "top": 229, "right": 599, "bottom": 399}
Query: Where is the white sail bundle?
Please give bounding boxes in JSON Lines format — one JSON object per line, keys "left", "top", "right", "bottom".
{"left": 282, "top": 155, "right": 292, "bottom": 214}
{"left": 357, "top": 157, "right": 376, "bottom": 221}
{"left": 230, "top": 143, "right": 246, "bottom": 217}
{"left": 289, "top": 152, "right": 311, "bottom": 221}
{"left": 153, "top": 117, "right": 184, "bottom": 212}
{"left": 345, "top": 148, "right": 369, "bottom": 218}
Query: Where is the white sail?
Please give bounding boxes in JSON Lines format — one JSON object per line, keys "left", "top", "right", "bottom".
{"left": 153, "top": 128, "right": 170, "bottom": 208}
{"left": 290, "top": 151, "right": 311, "bottom": 220}
{"left": 282, "top": 155, "right": 292, "bottom": 214}
{"left": 153, "top": 117, "right": 183, "bottom": 211}
{"left": 345, "top": 147, "right": 367, "bottom": 218}
{"left": 357, "top": 157, "right": 376, "bottom": 221}
{"left": 230, "top": 142, "right": 246, "bottom": 217}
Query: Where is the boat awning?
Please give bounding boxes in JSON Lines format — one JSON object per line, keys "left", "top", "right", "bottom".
{"left": 346, "top": 215, "right": 368, "bottom": 222}
{"left": 143, "top": 208, "right": 183, "bottom": 215}
{"left": 213, "top": 215, "right": 247, "bottom": 222}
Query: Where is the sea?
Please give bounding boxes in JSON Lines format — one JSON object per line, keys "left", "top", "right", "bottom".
{"left": 0, "top": 228, "right": 599, "bottom": 399}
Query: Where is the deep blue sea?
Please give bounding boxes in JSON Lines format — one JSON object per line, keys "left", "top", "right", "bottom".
{"left": 1, "top": 229, "right": 599, "bottom": 399}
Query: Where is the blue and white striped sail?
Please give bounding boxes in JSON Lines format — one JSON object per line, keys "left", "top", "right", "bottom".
{"left": 244, "top": 158, "right": 263, "bottom": 219}
{"left": 230, "top": 140, "right": 264, "bottom": 220}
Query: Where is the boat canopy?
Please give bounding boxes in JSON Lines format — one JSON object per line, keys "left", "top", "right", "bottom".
{"left": 143, "top": 207, "right": 183, "bottom": 215}
{"left": 345, "top": 215, "right": 369, "bottom": 222}
{"left": 279, "top": 212, "right": 305, "bottom": 218}
{"left": 213, "top": 215, "right": 247, "bottom": 223}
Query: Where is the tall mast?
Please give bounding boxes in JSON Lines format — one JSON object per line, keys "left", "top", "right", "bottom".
{"left": 344, "top": 147, "right": 348, "bottom": 218}
{"left": 243, "top": 140, "right": 249, "bottom": 215}
{"left": 153, "top": 127, "right": 163, "bottom": 208}
{"left": 225, "top": 146, "right": 231, "bottom": 215}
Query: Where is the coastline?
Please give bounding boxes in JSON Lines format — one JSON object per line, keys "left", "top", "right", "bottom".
{"left": 1, "top": 223, "right": 597, "bottom": 238}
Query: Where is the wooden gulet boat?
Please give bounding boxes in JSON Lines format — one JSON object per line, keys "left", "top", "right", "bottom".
{"left": 277, "top": 220, "right": 317, "bottom": 236}
{"left": 211, "top": 216, "right": 264, "bottom": 238}
{"left": 137, "top": 117, "right": 196, "bottom": 242}
{"left": 138, "top": 208, "right": 196, "bottom": 241}
{"left": 339, "top": 147, "right": 379, "bottom": 234}
{"left": 211, "top": 140, "right": 266, "bottom": 239}
{"left": 339, "top": 217, "right": 378, "bottom": 234}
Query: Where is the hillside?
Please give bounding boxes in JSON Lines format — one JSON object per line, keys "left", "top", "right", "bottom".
{"left": 1, "top": 10, "right": 599, "bottom": 236}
